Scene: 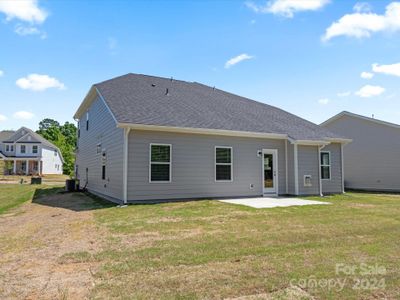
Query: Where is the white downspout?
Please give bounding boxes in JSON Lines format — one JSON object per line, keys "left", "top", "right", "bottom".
{"left": 294, "top": 143, "right": 299, "bottom": 196}
{"left": 123, "top": 128, "right": 130, "bottom": 204}
{"left": 341, "top": 143, "right": 345, "bottom": 194}
{"left": 318, "top": 144, "right": 326, "bottom": 197}
{"left": 285, "top": 139, "right": 288, "bottom": 195}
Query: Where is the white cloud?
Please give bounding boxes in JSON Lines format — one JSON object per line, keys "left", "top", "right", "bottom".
{"left": 0, "top": 70, "right": 4, "bottom": 77}
{"left": 318, "top": 98, "right": 330, "bottom": 105}
{"left": 225, "top": 53, "right": 254, "bottom": 69}
{"left": 372, "top": 62, "right": 400, "bottom": 77}
{"left": 13, "top": 111, "right": 34, "bottom": 120}
{"left": 355, "top": 85, "right": 385, "bottom": 98}
{"left": 245, "top": 0, "right": 330, "bottom": 18}
{"left": 16, "top": 74, "right": 65, "bottom": 91}
{"left": 0, "top": 0, "right": 47, "bottom": 23}
{"left": 337, "top": 91, "right": 351, "bottom": 97}
{"left": 353, "top": 2, "right": 372, "bottom": 13}
{"left": 360, "top": 71, "right": 374, "bottom": 79}
{"left": 322, "top": 2, "right": 400, "bottom": 41}
{"left": 14, "top": 24, "right": 46, "bottom": 38}
{"left": 0, "top": 114, "right": 7, "bottom": 122}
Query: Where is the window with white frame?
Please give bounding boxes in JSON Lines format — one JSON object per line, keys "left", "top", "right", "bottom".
{"left": 215, "top": 147, "right": 232, "bottom": 181}
{"left": 20, "top": 145, "right": 26, "bottom": 153}
{"left": 320, "top": 151, "right": 331, "bottom": 180}
{"left": 96, "top": 143, "right": 102, "bottom": 154}
{"left": 10, "top": 145, "right": 14, "bottom": 151}
{"left": 5, "top": 145, "right": 9, "bottom": 151}
{"left": 86, "top": 111, "right": 89, "bottom": 131}
{"left": 150, "top": 144, "right": 171, "bottom": 182}
{"left": 32, "top": 145, "right": 38, "bottom": 154}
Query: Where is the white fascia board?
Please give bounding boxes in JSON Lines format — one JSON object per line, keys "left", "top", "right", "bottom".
{"left": 117, "top": 123, "right": 288, "bottom": 139}
{"left": 325, "top": 138, "right": 352, "bottom": 144}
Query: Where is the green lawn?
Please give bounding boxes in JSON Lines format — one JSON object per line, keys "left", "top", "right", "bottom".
{"left": 0, "top": 184, "right": 61, "bottom": 214}
{"left": 1, "top": 186, "right": 399, "bottom": 299}
{"left": 86, "top": 192, "right": 399, "bottom": 299}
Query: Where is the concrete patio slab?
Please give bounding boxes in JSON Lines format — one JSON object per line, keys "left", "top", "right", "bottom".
{"left": 219, "top": 197, "right": 330, "bottom": 208}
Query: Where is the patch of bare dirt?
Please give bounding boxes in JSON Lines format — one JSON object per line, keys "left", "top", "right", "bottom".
{"left": 0, "top": 193, "right": 107, "bottom": 300}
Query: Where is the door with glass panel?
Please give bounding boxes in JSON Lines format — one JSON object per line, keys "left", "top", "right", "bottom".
{"left": 262, "top": 149, "right": 278, "bottom": 195}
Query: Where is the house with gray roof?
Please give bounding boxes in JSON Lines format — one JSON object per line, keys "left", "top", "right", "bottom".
{"left": 0, "top": 127, "right": 63, "bottom": 175}
{"left": 74, "top": 73, "right": 350, "bottom": 203}
{"left": 322, "top": 111, "right": 400, "bottom": 192}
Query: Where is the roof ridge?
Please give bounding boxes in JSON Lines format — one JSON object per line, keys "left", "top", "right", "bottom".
{"left": 94, "top": 73, "right": 193, "bottom": 87}
{"left": 321, "top": 111, "right": 400, "bottom": 129}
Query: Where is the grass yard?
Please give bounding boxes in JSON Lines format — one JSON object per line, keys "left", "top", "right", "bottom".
{"left": 0, "top": 186, "right": 399, "bottom": 299}
{"left": 0, "top": 184, "right": 60, "bottom": 215}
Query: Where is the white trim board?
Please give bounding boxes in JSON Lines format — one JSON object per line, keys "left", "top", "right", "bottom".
{"left": 321, "top": 111, "right": 400, "bottom": 130}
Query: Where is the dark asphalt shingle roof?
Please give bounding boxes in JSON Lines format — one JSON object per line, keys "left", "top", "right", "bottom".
{"left": 0, "top": 130, "right": 15, "bottom": 142}
{"left": 94, "top": 73, "right": 344, "bottom": 141}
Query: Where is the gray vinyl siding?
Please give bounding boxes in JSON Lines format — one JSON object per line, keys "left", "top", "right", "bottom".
{"left": 321, "top": 143, "right": 343, "bottom": 194}
{"left": 323, "top": 115, "right": 400, "bottom": 191}
{"left": 76, "top": 96, "right": 124, "bottom": 200}
{"left": 297, "top": 145, "right": 320, "bottom": 195}
{"left": 127, "top": 130, "right": 287, "bottom": 201}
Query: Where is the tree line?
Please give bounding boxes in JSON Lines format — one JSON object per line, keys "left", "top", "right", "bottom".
{"left": 36, "top": 118, "right": 77, "bottom": 176}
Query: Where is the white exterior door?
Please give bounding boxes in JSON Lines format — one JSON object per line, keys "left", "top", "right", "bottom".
{"left": 262, "top": 149, "right": 278, "bottom": 195}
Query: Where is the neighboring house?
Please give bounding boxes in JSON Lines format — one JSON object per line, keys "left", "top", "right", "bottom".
{"left": 322, "top": 111, "right": 400, "bottom": 192}
{"left": 0, "top": 127, "right": 64, "bottom": 175}
{"left": 74, "top": 73, "right": 350, "bottom": 203}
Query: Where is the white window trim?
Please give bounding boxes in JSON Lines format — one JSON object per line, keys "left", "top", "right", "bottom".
{"left": 20, "top": 145, "right": 26, "bottom": 153}
{"left": 149, "top": 143, "right": 172, "bottom": 183}
{"left": 215, "top": 146, "right": 233, "bottom": 182}
{"left": 5, "top": 145, "right": 9, "bottom": 152}
{"left": 321, "top": 151, "right": 331, "bottom": 181}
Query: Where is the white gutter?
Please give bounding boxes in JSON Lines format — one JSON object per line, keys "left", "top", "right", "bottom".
{"left": 117, "top": 123, "right": 288, "bottom": 140}
{"left": 122, "top": 128, "right": 131, "bottom": 204}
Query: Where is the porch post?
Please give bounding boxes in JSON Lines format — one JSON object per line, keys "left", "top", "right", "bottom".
{"left": 25, "top": 160, "right": 29, "bottom": 175}
{"left": 13, "top": 160, "right": 16, "bottom": 174}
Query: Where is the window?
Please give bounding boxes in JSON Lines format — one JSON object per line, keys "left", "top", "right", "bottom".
{"left": 78, "top": 122, "right": 80, "bottom": 138}
{"left": 86, "top": 111, "right": 89, "bottom": 131}
{"left": 5, "top": 145, "right": 9, "bottom": 151}
{"left": 32, "top": 145, "right": 38, "bottom": 154}
{"left": 150, "top": 144, "right": 171, "bottom": 182}
{"left": 20, "top": 145, "right": 26, "bottom": 153}
{"left": 215, "top": 147, "right": 232, "bottom": 181}
{"left": 10, "top": 145, "right": 14, "bottom": 152}
{"left": 320, "top": 151, "right": 331, "bottom": 180}
{"left": 54, "top": 150, "right": 57, "bottom": 156}
{"left": 96, "top": 143, "right": 102, "bottom": 154}
{"left": 102, "top": 165, "right": 106, "bottom": 180}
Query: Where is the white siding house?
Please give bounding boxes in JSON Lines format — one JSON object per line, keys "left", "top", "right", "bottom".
{"left": 0, "top": 127, "right": 63, "bottom": 175}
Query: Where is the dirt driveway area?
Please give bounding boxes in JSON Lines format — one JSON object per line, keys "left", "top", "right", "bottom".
{"left": 0, "top": 192, "right": 108, "bottom": 299}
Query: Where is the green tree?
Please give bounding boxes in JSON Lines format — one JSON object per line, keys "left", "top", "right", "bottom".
{"left": 36, "top": 118, "right": 77, "bottom": 176}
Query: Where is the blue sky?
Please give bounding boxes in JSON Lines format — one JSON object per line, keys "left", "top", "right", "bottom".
{"left": 1, "top": 0, "right": 400, "bottom": 130}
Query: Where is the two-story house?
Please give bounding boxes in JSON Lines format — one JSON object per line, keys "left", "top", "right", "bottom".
{"left": 0, "top": 127, "right": 64, "bottom": 175}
